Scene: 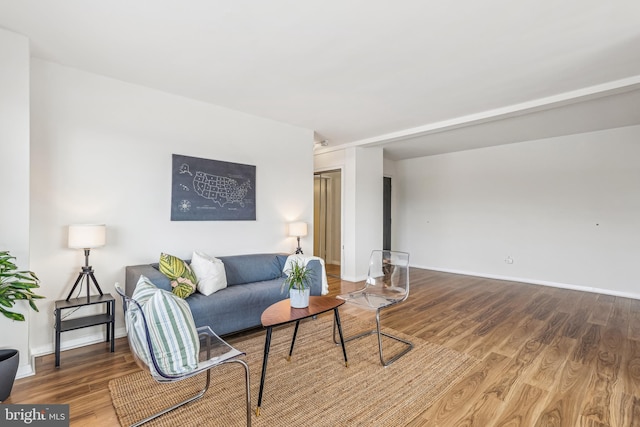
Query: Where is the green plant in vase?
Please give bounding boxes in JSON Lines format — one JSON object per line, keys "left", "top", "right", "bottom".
{"left": 0, "top": 250, "right": 44, "bottom": 402}
{"left": 281, "top": 260, "right": 314, "bottom": 308}
{"left": 0, "top": 251, "right": 44, "bottom": 321}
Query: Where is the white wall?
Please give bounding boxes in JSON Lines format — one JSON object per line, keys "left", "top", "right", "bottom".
{"left": 328, "top": 172, "right": 342, "bottom": 264}
{"left": 354, "top": 147, "right": 383, "bottom": 277}
{"left": 29, "top": 59, "right": 314, "bottom": 357}
{"left": 0, "top": 28, "right": 32, "bottom": 376}
{"left": 395, "top": 125, "right": 640, "bottom": 298}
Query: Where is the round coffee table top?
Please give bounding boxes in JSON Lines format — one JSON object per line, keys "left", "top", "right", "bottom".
{"left": 261, "top": 296, "right": 344, "bottom": 328}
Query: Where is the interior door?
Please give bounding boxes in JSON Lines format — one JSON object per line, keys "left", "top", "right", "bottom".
{"left": 383, "top": 176, "right": 391, "bottom": 250}
{"left": 313, "top": 170, "right": 342, "bottom": 277}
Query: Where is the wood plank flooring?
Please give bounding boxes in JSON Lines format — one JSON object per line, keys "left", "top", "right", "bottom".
{"left": 6, "top": 268, "right": 640, "bottom": 426}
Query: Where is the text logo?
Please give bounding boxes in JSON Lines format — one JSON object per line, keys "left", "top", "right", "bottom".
{"left": 2, "top": 405, "right": 69, "bottom": 426}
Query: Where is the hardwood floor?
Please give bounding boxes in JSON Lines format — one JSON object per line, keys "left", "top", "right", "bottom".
{"left": 325, "top": 262, "right": 340, "bottom": 278}
{"left": 7, "top": 268, "right": 640, "bottom": 426}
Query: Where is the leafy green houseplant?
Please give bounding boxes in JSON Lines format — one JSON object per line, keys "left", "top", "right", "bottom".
{"left": 282, "top": 260, "right": 314, "bottom": 308}
{"left": 0, "top": 251, "right": 44, "bottom": 401}
{"left": 0, "top": 251, "right": 44, "bottom": 321}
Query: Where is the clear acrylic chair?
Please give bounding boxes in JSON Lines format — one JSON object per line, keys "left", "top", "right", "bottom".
{"left": 334, "top": 250, "right": 413, "bottom": 366}
{"left": 115, "top": 284, "right": 251, "bottom": 427}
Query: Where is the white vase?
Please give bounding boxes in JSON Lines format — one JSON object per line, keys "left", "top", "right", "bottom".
{"left": 289, "top": 287, "right": 310, "bottom": 308}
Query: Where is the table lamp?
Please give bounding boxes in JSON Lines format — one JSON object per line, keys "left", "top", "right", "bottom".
{"left": 288, "top": 222, "right": 307, "bottom": 255}
{"left": 66, "top": 224, "right": 106, "bottom": 301}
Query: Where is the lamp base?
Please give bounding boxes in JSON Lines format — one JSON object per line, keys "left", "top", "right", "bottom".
{"left": 66, "top": 267, "right": 103, "bottom": 302}
{"left": 295, "top": 236, "right": 304, "bottom": 255}
{"left": 67, "top": 248, "right": 104, "bottom": 302}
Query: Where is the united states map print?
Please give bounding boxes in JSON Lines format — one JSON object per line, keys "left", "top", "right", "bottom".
{"left": 171, "top": 154, "right": 256, "bottom": 221}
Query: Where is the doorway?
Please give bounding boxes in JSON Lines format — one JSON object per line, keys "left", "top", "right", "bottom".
{"left": 383, "top": 177, "right": 391, "bottom": 250}
{"left": 314, "top": 170, "right": 341, "bottom": 278}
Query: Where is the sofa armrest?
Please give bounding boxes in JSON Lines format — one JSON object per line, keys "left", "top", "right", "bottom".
{"left": 306, "top": 259, "right": 323, "bottom": 296}
{"left": 125, "top": 264, "right": 172, "bottom": 296}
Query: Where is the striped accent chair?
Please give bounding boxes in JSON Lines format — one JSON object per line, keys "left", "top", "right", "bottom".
{"left": 115, "top": 278, "right": 251, "bottom": 426}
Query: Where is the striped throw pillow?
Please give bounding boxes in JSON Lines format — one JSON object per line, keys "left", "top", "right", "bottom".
{"left": 127, "top": 275, "right": 200, "bottom": 377}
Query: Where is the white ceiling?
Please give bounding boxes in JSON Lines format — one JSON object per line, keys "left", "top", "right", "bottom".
{"left": 1, "top": 0, "right": 640, "bottom": 159}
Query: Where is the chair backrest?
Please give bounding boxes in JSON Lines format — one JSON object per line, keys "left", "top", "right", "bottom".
{"left": 365, "top": 250, "right": 410, "bottom": 301}
{"left": 115, "top": 283, "right": 198, "bottom": 381}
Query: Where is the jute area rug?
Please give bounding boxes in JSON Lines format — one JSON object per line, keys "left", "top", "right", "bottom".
{"left": 109, "top": 313, "right": 478, "bottom": 427}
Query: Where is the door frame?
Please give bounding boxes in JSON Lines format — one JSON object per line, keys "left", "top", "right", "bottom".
{"left": 313, "top": 167, "right": 344, "bottom": 278}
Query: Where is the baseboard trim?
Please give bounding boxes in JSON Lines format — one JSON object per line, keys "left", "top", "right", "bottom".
{"left": 30, "top": 326, "right": 128, "bottom": 363}
{"left": 16, "top": 360, "right": 35, "bottom": 379}
{"left": 340, "top": 274, "right": 367, "bottom": 283}
{"left": 414, "top": 264, "right": 640, "bottom": 301}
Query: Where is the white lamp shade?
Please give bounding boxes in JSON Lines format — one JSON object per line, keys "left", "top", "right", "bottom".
{"left": 288, "top": 222, "right": 308, "bottom": 237}
{"left": 68, "top": 224, "right": 106, "bottom": 249}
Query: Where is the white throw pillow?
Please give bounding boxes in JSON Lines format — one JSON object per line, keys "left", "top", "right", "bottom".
{"left": 191, "top": 251, "right": 227, "bottom": 296}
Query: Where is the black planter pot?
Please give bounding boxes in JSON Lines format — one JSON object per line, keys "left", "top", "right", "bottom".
{"left": 0, "top": 349, "right": 19, "bottom": 402}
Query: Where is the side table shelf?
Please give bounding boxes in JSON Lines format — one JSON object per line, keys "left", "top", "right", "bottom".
{"left": 54, "top": 293, "right": 115, "bottom": 367}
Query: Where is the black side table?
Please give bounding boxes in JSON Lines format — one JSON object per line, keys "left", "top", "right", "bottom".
{"left": 54, "top": 293, "right": 115, "bottom": 367}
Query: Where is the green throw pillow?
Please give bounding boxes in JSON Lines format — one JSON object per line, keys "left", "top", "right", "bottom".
{"left": 159, "top": 253, "right": 197, "bottom": 298}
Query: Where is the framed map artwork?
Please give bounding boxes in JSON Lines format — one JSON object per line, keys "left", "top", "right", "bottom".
{"left": 171, "top": 154, "right": 256, "bottom": 221}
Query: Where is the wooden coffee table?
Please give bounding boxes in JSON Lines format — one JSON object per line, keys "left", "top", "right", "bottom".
{"left": 255, "top": 296, "right": 348, "bottom": 415}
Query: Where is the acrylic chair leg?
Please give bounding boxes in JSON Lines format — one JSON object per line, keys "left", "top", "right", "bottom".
{"left": 332, "top": 309, "right": 413, "bottom": 367}
{"left": 333, "top": 317, "right": 376, "bottom": 344}
{"left": 374, "top": 310, "right": 413, "bottom": 367}
{"left": 227, "top": 359, "right": 252, "bottom": 427}
{"left": 131, "top": 369, "right": 212, "bottom": 427}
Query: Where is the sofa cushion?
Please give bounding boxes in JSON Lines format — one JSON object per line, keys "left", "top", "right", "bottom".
{"left": 159, "top": 253, "right": 197, "bottom": 298}
{"left": 191, "top": 251, "right": 227, "bottom": 296}
{"left": 187, "top": 277, "right": 286, "bottom": 332}
{"left": 128, "top": 276, "right": 200, "bottom": 376}
{"left": 218, "top": 253, "right": 283, "bottom": 286}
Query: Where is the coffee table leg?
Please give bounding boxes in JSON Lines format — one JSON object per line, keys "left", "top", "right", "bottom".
{"left": 334, "top": 308, "right": 348, "bottom": 367}
{"left": 256, "top": 326, "right": 273, "bottom": 416}
{"left": 288, "top": 320, "right": 301, "bottom": 361}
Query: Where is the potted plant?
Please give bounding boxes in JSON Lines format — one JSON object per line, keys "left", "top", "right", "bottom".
{"left": 281, "top": 260, "right": 314, "bottom": 308}
{"left": 0, "top": 250, "right": 44, "bottom": 402}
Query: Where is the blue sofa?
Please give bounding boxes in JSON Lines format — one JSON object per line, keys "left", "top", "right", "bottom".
{"left": 125, "top": 253, "right": 323, "bottom": 335}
